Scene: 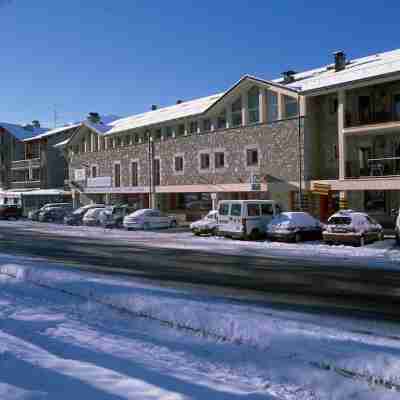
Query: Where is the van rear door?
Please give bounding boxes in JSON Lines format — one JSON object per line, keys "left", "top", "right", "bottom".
{"left": 218, "top": 203, "right": 231, "bottom": 228}
{"left": 229, "top": 203, "right": 243, "bottom": 233}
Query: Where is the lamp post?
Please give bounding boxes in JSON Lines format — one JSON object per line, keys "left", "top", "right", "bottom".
{"left": 147, "top": 133, "right": 154, "bottom": 208}
{"left": 297, "top": 96, "right": 303, "bottom": 211}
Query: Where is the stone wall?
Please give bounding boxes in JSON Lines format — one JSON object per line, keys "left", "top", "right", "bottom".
{"left": 68, "top": 119, "right": 304, "bottom": 191}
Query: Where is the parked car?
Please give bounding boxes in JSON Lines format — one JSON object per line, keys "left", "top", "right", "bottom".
{"left": 190, "top": 210, "right": 218, "bottom": 235}
{"left": 395, "top": 208, "right": 400, "bottom": 245}
{"left": 123, "top": 208, "right": 177, "bottom": 230}
{"left": 82, "top": 207, "right": 107, "bottom": 226}
{"left": 29, "top": 203, "right": 72, "bottom": 221}
{"left": 64, "top": 204, "right": 105, "bottom": 226}
{"left": 217, "top": 200, "right": 281, "bottom": 240}
{"left": 38, "top": 206, "right": 72, "bottom": 223}
{"left": 99, "top": 205, "right": 136, "bottom": 229}
{"left": 267, "top": 212, "right": 323, "bottom": 242}
{"left": 323, "top": 210, "right": 383, "bottom": 246}
{"left": 0, "top": 205, "right": 22, "bottom": 220}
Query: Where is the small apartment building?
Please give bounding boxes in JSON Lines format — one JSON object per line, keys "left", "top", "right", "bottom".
{"left": 0, "top": 121, "right": 77, "bottom": 214}
{"left": 64, "top": 77, "right": 306, "bottom": 220}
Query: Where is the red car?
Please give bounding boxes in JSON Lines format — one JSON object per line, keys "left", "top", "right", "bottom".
{"left": 0, "top": 205, "right": 23, "bottom": 220}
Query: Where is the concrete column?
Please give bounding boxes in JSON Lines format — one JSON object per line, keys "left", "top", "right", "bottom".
{"left": 259, "top": 89, "right": 267, "bottom": 123}
{"left": 277, "top": 93, "right": 284, "bottom": 120}
{"left": 226, "top": 107, "right": 232, "bottom": 129}
{"left": 242, "top": 93, "right": 248, "bottom": 126}
{"left": 338, "top": 90, "right": 346, "bottom": 180}
{"left": 184, "top": 120, "right": 189, "bottom": 136}
{"left": 210, "top": 118, "right": 217, "bottom": 131}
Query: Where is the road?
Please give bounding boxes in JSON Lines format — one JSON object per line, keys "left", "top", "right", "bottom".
{"left": 1, "top": 220, "right": 400, "bottom": 317}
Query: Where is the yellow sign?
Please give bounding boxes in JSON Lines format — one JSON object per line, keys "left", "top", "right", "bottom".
{"left": 313, "top": 183, "right": 331, "bottom": 196}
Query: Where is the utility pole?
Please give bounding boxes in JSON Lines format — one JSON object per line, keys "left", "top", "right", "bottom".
{"left": 297, "top": 96, "right": 303, "bottom": 211}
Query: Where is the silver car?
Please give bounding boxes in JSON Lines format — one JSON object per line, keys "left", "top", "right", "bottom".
{"left": 123, "top": 209, "right": 177, "bottom": 230}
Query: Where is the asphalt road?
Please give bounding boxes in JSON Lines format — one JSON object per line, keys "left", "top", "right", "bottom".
{"left": 1, "top": 221, "right": 400, "bottom": 318}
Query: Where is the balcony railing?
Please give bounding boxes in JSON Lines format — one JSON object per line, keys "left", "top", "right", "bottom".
{"left": 346, "top": 157, "right": 400, "bottom": 178}
{"left": 11, "top": 158, "right": 41, "bottom": 169}
{"left": 346, "top": 111, "right": 400, "bottom": 128}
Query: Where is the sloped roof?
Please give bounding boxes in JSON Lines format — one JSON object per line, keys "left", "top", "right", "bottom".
{"left": 0, "top": 122, "right": 48, "bottom": 141}
{"left": 275, "top": 48, "right": 400, "bottom": 93}
{"left": 90, "top": 94, "right": 224, "bottom": 135}
{"left": 23, "top": 123, "right": 81, "bottom": 142}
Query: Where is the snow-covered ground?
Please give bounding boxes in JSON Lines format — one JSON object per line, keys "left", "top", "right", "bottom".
{"left": 3, "top": 220, "right": 400, "bottom": 268}
{"left": 1, "top": 252, "right": 400, "bottom": 399}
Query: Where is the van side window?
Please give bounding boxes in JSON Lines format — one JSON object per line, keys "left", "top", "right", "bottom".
{"left": 247, "top": 204, "right": 260, "bottom": 216}
{"left": 219, "top": 203, "right": 229, "bottom": 216}
{"left": 231, "top": 204, "right": 242, "bottom": 216}
{"left": 261, "top": 204, "right": 273, "bottom": 216}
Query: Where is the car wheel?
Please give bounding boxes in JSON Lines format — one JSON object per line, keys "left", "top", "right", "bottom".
{"left": 249, "top": 229, "right": 260, "bottom": 241}
{"left": 359, "top": 236, "right": 366, "bottom": 247}
{"left": 294, "top": 232, "right": 302, "bottom": 243}
{"left": 170, "top": 220, "right": 177, "bottom": 228}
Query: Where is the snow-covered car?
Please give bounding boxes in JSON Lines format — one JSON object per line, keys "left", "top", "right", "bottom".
{"left": 82, "top": 207, "right": 107, "bottom": 226}
{"left": 266, "top": 212, "right": 323, "bottom": 242}
{"left": 64, "top": 204, "right": 105, "bottom": 226}
{"left": 123, "top": 209, "right": 177, "bottom": 230}
{"left": 99, "top": 205, "right": 135, "bottom": 229}
{"left": 38, "top": 205, "right": 72, "bottom": 223}
{"left": 323, "top": 210, "right": 383, "bottom": 246}
{"left": 190, "top": 210, "right": 218, "bottom": 235}
{"left": 29, "top": 203, "right": 72, "bottom": 221}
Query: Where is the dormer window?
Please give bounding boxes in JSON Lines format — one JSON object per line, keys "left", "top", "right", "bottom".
{"left": 231, "top": 97, "right": 242, "bottom": 127}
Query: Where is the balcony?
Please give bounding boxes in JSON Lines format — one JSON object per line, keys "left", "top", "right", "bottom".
{"left": 11, "top": 158, "right": 41, "bottom": 170}
{"left": 347, "top": 157, "right": 400, "bottom": 179}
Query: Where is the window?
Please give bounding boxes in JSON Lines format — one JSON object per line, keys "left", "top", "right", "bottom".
{"left": 12, "top": 169, "right": 29, "bottom": 182}
{"left": 154, "top": 129, "right": 162, "bottom": 141}
{"left": 133, "top": 134, "right": 139, "bottom": 144}
{"left": 248, "top": 87, "right": 260, "bottom": 124}
{"left": 217, "top": 111, "right": 227, "bottom": 129}
{"left": 202, "top": 119, "right": 211, "bottom": 132}
{"left": 114, "top": 163, "right": 121, "bottom": 187}
{"left": 231, "top": 97, "right": 242, "bottom": 127}
{"left": 174, "top": 156, "right": 183, "bottom": 172}
{"left": 267, "top": 91, "right": 278, "bottom": 122}
{"left": 189, "top": 121, "right": 198, "bottom": 134}
{"left": 393, "top": 94, "right": 400, "bottom": 120}
{"left": 124, "top": 135, "right": 131, "bottom": 146}
{"left": 116, "top": 136, "right": 122, "bottom": 147}
{"left": 165, "top": 127, "right": 173, "bottom": 139}
{"left": 329, "top": 97, "right": 338, "bottom": 114}
{"left": 231, "top": 204, "right": 242, "bottom": 217}
{"left": 247, "top": 204, "right": 260, "bottom": 217}
{"left": 246, "top": 149, "right": 258, "bottom": 166}
{"left": 153, "top": 159, "right": 160, "bottom": 186}
{"left": 284, "top": 95, "right": 298, "bottom": 118}
{"left": 219, "top": 203, "right": 229, "bottom": 216}
{"left": 32, "top": 168, "right": 40, "bottom": 181}
{"left": 131, "top": 161, "right": 138, "bottom": 186}
{"left": 261, "top": 203, "right": 273, "bottom": 216}
{"left": 93, "top": 136, "right": 98, "bottom": 152}
{"left": 200, "top": 153, "right": 210, "bottom": 170}
{"left": 100, "top": 137, "right": 106, "bottom": 151}
{"left": 215, "top": 152, "right": 225, "bottom": 168}
{"left": 91, "top": 165, "right": 97, "bottom": 178}
{"left": 177, "top": 124, "right": 185, "bottom": 137}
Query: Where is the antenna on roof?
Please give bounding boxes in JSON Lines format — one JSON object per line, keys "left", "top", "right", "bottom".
{"left": 53, "top": 105, "right": 58, "bottom": 128}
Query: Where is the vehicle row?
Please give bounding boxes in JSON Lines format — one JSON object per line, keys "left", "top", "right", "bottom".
{"left": 190, "top": 200, "right": 385, "bottom": 247}
{"left": 27, "top": 202, "right": 178, "bottom": 230}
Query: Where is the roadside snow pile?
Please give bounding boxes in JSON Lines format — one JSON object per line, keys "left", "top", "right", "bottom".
{"left": 2, "top": 255, "right": 400, "bottom": 395}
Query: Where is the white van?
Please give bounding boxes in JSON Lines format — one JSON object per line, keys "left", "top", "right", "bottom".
{"left": 217, "top": 200, "right": 281, "bottom": 240}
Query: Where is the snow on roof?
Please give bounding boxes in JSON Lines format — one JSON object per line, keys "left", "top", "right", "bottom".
{"left": 275, "top": 48, "right": 400, "bottom": 93}
{"left": 23, "top": 123, "right": 81, "bottom": 142}
{"left": 53, "top": 138, "right": 71, "bottom": 148}
{"left": 0, "top": 122, "right": 48, "bottom": 141}
{"left": 87, "top": 94, "right": 224, "bottom": 136}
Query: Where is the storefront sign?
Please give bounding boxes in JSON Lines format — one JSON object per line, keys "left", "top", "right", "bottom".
{"left": 74, "top": 169, "right": 86, "bottom": 182}
{"left": 313, "top": 183, "right": 331, "bottom": 196}
{"left": 87, "top": 176, "right": 112, "bottom": 188}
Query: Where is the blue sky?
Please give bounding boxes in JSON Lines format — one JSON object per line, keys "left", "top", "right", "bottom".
{"left": 1, "top": 0, "right": 400, "bottom": 127}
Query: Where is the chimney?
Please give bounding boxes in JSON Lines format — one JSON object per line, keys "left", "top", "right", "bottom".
{"left": 31, "top": 120, "right": 40, "bottom": 129}
{"left": 87, "top": 112, "right": 101, "bottom": 124}
{"left": 176, "top": 99, "right": 183, "bottom": 104}
{"left": 282, "top": 70, "right": 296, "bottom": 84}
{"left": 334, "top": 51, "right": 346, "bottom": 72}
{"left": 151, "top": 105, "right": 158, "bottom": 111}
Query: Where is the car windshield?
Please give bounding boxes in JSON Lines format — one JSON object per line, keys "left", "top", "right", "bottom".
{"left": 129, "top": 209, "right": 149, "bottom": 218}
{"left": 328, "top": 216, "right": 351, "bottom": 225}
